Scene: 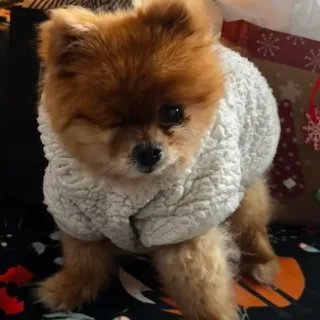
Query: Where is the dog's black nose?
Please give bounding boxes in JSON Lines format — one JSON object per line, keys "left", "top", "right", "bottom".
{"left": 132, "top": 142, "right": 163, "bottom": 172}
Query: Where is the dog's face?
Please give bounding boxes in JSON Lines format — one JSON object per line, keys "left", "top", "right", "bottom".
{"left": 38, "top": 1, "right": 224, "bottom": 181}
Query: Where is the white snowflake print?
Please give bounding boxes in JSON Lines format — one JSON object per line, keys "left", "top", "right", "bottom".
{"left": 305, "top": 49, "right": 320, "bottom": 73}
{"left": 286, "top": 35, "right": 305, "bottom": 46}
{"left": 303, "top": 113, "right": 320, "bottom": 151}
{"left": 278, "top": 81, "right": 301, "bottom": 103}
{"left": 256, "top": 33, "right": 280, "bottom": 57}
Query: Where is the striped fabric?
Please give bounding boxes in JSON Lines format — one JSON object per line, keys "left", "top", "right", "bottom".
{"left": 21, "top": 0, "right": 131, "bottom": 10}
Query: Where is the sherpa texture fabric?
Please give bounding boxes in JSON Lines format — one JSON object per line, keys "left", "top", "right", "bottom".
{"left": 37, "top": 44, "right": 280, "bottom": 252}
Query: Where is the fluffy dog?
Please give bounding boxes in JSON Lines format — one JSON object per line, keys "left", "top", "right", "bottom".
{"left": 36, "top": 1, "right": 280, "bottom": 319}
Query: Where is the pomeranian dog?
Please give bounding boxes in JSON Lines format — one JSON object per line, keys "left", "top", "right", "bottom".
{"left": 36, "top": 1, "right": 280, "bottom": 319}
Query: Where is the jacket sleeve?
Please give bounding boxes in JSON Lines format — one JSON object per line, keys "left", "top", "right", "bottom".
{"left": 239, "top": 59, "right": 280, "bottom": 185}
{"left": 43, "top": 167, "right": 104, "bottom": 241}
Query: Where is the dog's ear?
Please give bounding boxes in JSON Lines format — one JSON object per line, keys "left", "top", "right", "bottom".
{"left": 38, "top": 7, "right": 97, "bottom": 68}
{"left": 137, "top": 0, "right": 214, "bottom": 39}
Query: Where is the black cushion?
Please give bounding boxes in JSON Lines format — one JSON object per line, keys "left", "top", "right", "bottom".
{"left": 0, "top": 28, "right": 9, "bottom": 103}
{"left": 0, "top": 7, "right": 48, "bottom": 205}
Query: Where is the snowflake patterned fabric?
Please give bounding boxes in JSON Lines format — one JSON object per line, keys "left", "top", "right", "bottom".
{"left": 256, "top": 33, "right": 280, "bottom": 57}
{"left": 303, "top": 77, "right": 320, "bottom": 151}
{"left": 303, "top": 114, "right": 320, "bottom": 151}
{"left": 222, "top": 5, "right": 320, "bottom": 224}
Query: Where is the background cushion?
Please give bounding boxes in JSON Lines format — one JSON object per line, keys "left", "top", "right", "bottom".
{"left": 0, "top": 7, "right": 47, "bottom": 204}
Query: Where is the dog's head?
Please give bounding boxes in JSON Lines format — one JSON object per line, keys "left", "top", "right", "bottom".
{"left": 38, "top": 0, "right": 224, "bottom": 181}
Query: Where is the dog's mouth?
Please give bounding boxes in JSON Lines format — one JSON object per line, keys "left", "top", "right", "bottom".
{"left": 137, "top": 164, "right": 158, "bottom": 174}
{"left": 133, "top": 158, "right": 166, "bottom": 175}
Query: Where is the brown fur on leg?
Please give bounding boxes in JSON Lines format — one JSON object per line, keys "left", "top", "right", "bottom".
{"left": 153, "top": 228, "right": 238, "bottom": 320}
{"left": 36, "top": 231, "right": 115, "bottom": 310}
{"left": 229, "top": 178, "right": 279, "bottom": 284}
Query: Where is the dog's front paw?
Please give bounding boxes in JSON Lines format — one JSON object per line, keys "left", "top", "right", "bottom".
{"left": 247, "top": 258, "right": 280, "bottom": 285}
{"left": 36, "top": 272, "right": 99, "bottom": 311}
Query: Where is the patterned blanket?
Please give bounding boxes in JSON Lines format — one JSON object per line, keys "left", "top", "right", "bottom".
{"left": 1, "top": 200, "right": 320, "bottom": 320}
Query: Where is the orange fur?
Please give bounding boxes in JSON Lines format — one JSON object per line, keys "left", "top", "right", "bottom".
{"left": 37, "top": 2, "right": 278, "bottom": 319}
{"left": 36, "top": 232, "right": 115, "bottom": 310}
{"left": 154, "top": 227, "right": 238, "bottom": 320}
{"left": 229, "top": 178, "right": 279, "bottom": 284}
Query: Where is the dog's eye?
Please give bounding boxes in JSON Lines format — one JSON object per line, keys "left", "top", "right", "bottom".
{"left": 159, "top": 104, "right": 184, "bottom": 126}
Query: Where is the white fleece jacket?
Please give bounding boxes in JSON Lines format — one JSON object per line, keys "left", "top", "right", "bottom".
{"left": 38, "top": 45, "right": 280, "bottom": 253}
